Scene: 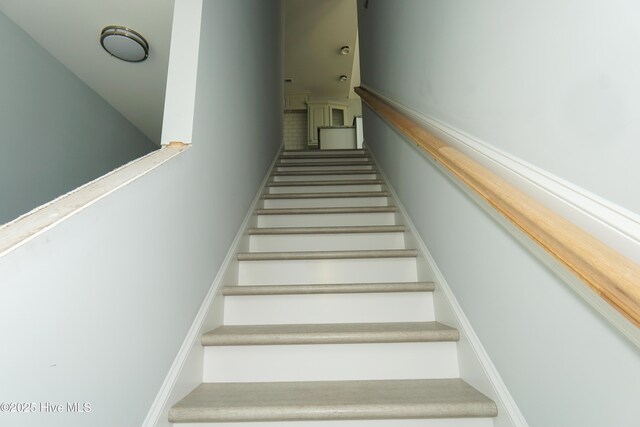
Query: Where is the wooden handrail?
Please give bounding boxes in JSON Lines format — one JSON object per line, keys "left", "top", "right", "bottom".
{"left": 356, "top": 86, "right": 640, "bottom": 327}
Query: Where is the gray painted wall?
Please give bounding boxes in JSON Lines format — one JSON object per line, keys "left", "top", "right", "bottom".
{"left": 358, "top": 0, "right": 640, "bottom": 216}
{"left": 0, "top": 1, "right": 283, "bottom": 426}
{"left": 0, "top": 11, "right": 156, "bottom": 225}
{"left": 358, "top": 1, "right": 640, "bottom": 426}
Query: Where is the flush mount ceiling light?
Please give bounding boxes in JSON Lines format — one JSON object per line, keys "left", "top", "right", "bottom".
{"left": 100, "top": 25, "right": 149, "bottom": 62}
{"left": 340, "top": 45, "right": 351, "bottom": 55}
{"left": 339, "top": 75, "right": 348, "bottom": 82}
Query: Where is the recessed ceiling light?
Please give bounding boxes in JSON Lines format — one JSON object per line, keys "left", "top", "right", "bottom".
{"left": 340, "top": 46, "right": 351, "bottom": 55}
{"left": 339, "top": 75, "right": 348, "bottom": 82}
{"left": 100, "top": 25, "right": 149, "bottom": 62}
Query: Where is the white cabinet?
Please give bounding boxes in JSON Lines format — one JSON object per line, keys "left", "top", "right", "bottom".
{"left": 308, "top": 104, "right": 327, "bottom": 148}
{"left": 307, "top": 101, "right": 348, "bottom": 148}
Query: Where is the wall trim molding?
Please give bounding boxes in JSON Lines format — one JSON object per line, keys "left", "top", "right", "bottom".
{"left": 368, "top": 147, "right": 529, "bottom": 427}
{"left": 142, "top": 145, "right": 282, "bottom": 427}
{"left": 360, "top": 85, "right": 640, "bottom": 267}
{"left": 0, "top": 145, "right": 188, "bottom": 258}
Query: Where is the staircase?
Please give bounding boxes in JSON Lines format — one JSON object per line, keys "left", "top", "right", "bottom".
{"left": 169, "top": 148, "right": 498, "bottom": 426}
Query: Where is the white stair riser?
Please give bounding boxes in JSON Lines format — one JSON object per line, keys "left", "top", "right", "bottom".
{"left": 203, "top": 342, "right": 458, "bottom": 382}
{"left": 249, "top": 233, "right": 405, "bottom": 252}
{"left": 268, "top": 184, "right": 383, "bottom": 193}
{"left": 174, "top": 418, "right": 494, "bottom": 427}
{"left": 262, "top": 197, "right": 388, "bottom": 209}
{"left": 281, "top": 150, "right": 365, "bottom": 156}
{"left": 279, "top": 158, "right": 371, "bottom": 164}
{"left": 237, "top": 258, "right": 417, "bottom": 285}
{"left": 276, "top": 165, "right": 374, "bottom": 172}
{"left": 224, "top": 292, "right": 432, "bottom": 324}
{"left": 272, "top": 173, "right": 378, "bottom": 182}
{"left": 257, "top": 212, "right": 396, "bottom": 227}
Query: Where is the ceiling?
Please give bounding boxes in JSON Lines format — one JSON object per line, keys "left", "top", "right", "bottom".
{"left": 0, "top": 0, "right": 174, "bottom": 144}
{"left": 284, "top": 0, "right": 359, "bottom": 100}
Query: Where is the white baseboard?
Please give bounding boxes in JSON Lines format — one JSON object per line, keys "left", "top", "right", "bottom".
{"left": 142, "top": 145, "right": 282, "bottom": 427}
{"left": 361, "top": 85, "right": 640, "bottom": 266}
{"left": 368, "top": 148, "right": 529, "bottom": 427}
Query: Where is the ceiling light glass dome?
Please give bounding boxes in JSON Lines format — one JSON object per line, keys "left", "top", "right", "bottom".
{"left": 100, "top": 25, "right": 149, "bottom": 62}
